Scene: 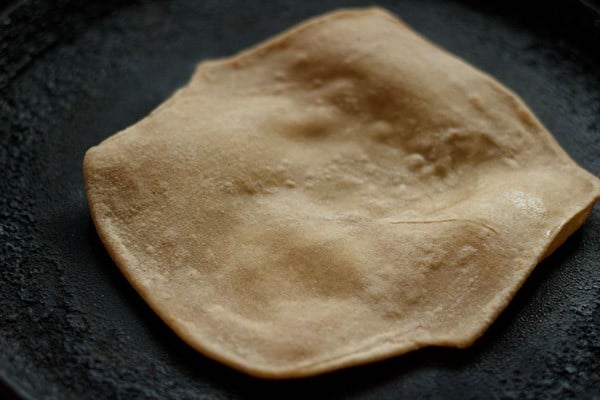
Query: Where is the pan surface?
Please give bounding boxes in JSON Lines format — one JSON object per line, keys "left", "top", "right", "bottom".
{"left": 1, "top": 0, "right": 599, "bottom": 398}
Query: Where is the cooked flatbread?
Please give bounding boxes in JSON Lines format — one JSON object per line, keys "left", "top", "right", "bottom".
{"left": 83, "top": 8, "right": 600, "bottom": 378}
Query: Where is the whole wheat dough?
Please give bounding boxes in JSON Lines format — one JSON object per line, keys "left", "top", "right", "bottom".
{"left": 84, "top": 8, "right": 600, "bottom": 378}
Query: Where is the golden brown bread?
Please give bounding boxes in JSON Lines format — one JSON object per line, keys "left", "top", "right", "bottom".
{"left": 83, "top": 8, "right": 600, "bottom": 378}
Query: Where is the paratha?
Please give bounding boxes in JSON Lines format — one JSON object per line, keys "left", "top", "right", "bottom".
{"left": 83, "top": 8, "right": 600, "bottom": 378}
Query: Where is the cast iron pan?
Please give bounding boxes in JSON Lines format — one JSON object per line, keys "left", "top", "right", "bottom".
{"left": 1, "top": 0, "right": 599, "bottom": 398}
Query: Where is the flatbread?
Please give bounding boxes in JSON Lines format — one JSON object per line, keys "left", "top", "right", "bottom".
{"left": 83, "top": 8, "right": 600, "bottom": 378}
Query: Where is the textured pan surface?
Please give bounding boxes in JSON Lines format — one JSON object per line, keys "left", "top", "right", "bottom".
{"left": 1, "top": 0, "right": 599, "bottom": 398}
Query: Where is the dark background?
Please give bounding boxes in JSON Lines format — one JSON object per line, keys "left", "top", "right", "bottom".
{"left": 1, "top": 0, "right": 599, "bottom": 399}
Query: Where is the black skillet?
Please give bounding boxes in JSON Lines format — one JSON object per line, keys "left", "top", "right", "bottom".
{"left": 1, "top": 0, "right": 599, "bottom": 398}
